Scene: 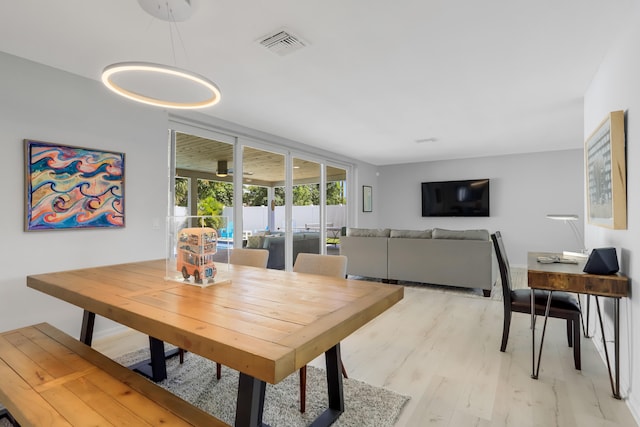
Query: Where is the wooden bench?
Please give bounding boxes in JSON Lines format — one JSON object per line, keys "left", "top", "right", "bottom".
{"left": 0, "top": 323, "right": 228, "bottom": 427}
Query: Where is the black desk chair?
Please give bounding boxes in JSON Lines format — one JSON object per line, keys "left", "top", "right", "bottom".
{"left": 491, "top": 232, "right": 582, "bottom": 370}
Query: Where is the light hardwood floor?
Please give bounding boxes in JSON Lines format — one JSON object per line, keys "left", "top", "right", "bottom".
{"left": 94, "top": 274, "right": 638, "bottom": 427}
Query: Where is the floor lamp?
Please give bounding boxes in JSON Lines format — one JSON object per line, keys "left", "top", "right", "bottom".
{"left": 546, "top": 214, "right": 588, "bottom": 258}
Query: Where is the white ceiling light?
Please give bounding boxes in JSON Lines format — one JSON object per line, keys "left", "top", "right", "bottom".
{"left": 415, "top": 137, "right": 438, "bottom": 144}
{"left": 101, "top": 0, "right": 221, "bottom": 109}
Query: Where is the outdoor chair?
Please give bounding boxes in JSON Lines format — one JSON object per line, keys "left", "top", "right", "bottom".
{"left": 218, "top": 221, "right": 233, "bottom": 241}
{"left": 491, "top": 231, "right": 582, "bottom": 369}
{"left": 293, "top": 253, "right": 349, "bottom": 413}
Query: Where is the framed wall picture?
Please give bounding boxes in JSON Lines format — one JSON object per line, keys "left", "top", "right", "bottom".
{"left": 363, "top": 185, "right": 372, "bottom": 212}
{"left": 585, "top": 110, "right": 626, "bottom": 229}
{"left": 24, "top": 139, "right": 125, "bottom": 231}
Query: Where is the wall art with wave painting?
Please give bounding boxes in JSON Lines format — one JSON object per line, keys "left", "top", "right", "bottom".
{"left": 24, "top": 139, "right": 125, "bottom": 231}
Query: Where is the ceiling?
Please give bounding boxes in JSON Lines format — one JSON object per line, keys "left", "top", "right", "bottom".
{"left": 0, "top": 0, "right": 633, "bottom": 166}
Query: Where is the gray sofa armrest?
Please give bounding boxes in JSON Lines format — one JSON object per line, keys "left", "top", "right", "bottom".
{"left": 340, "top": 236, "right": 388, "bottom": 279}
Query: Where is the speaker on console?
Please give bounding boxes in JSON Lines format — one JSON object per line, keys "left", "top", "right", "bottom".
{"left": 583, "top": 247, "right": 619, "bottom": 275}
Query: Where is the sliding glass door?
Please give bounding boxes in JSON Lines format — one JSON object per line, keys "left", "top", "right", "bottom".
{"left": 170, "top": 121, "right": 352, "bottom": 270}
{"left": 326, "top": 165, "right": 347, "bottom": 253}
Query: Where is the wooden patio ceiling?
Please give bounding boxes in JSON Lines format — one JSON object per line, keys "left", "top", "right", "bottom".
{"left": 175, "top": 133, "right": 346, "bottom": 187}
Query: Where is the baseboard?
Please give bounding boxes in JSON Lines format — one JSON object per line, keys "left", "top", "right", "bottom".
{"left": 627, "top": 392, "right": 640, "bottom": 427}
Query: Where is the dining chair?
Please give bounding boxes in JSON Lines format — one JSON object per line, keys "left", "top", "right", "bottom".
{"left": 491, "top": 231, "right": 582, "bottom": 369}
{"left": 178, "top": 248, "right": 270, "bottom": 376}
{"left": 293, "top": 253, "right": 349, "bottom": 413}
{"left": 229, "top": 248, "right": 269, "bottom": 268}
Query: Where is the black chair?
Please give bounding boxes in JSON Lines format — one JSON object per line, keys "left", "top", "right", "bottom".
{"left": 491, "top": 232, "right": 582, "bottom": 370}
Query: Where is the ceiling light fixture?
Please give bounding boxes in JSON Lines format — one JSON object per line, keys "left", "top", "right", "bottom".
{"left": 216, "top": 160, "right": 228, "bottom": 177}
{"left": 415, "top": 137, "right": 438, "bottom": 144}
{"left": 101, "top": 0, "right": 221, "bottom": 109}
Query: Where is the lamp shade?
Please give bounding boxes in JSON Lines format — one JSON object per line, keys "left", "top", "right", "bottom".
{"left": 546, "top": 213, "right": 586, "bottom": 256}
{"left": 546, "top": 214, "right": 579, "bottom": 221}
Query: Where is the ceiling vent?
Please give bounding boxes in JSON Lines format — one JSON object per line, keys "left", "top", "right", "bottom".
{"left": 258, "top": 29, "right": 306, "bottom": 56}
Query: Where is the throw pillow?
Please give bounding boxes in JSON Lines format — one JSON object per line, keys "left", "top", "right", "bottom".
{"left": 346, "top": 228, "right": 391, "bottom": 237}
{"left": 389, "top": 229, "right": 432, "bottom": 239}
{"left": 246, "top": 235, "right": 264, "bottom": 249}
{"left": 432, "top": 228, "right": 490, "bottom": 241}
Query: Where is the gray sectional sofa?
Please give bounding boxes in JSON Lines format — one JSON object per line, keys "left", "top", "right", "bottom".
{"left": 340, "top": 227, "right": 497, "bottom": 296}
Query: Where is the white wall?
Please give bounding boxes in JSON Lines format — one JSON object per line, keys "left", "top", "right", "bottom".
{"left": 0, "top": 53, "right": 169, "bottom": 339}
{"left": 377, "top": 150, "right": 584, "bottom": 266}
{"left": 355, "top": 163, "right": 381, "bottom": 228}
{"left": 584, "top": 2, "right": 640, "bottom": 421}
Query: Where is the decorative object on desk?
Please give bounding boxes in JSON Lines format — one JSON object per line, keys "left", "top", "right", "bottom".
{"left": 536, "top": 255, "right": 578, "bottom": 264}
{"left": 546, "top": 214, "right": 587, "bottom": 257}
{"left": 363, "top": 185, "right": 372, "bottom": 212}
{"left": 24, "top": 139, "right": 125, "bottom": 231}
{"left": 101, "top": 0, "right": 221, "bottom": 110}
{"left": 114, "top": 349, "right": 409, "bottom": 427}
{"left": 585, "top": 110, "right": 626, "bottom": 229}
{"left": 583, "top": 247, "right": 619, "bottom": 275}
{"left": 166, "top": 215, "right": 230, "bottom": 286}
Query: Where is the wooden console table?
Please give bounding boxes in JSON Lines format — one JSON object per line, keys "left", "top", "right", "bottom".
{"left": 527, "top": 252, "right": 629, "bottom": 399}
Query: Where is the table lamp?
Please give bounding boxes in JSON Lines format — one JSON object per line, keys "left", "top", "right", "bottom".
{"left": 546, "top": 214, "right": 588, "bottom": 258}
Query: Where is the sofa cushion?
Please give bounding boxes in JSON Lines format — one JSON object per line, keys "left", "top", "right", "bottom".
{"left": 432, "top": 228, "right": 490, "bottom": 241}
{"left": 246, "top": 235, "right": 265, "bottom": 249}
{"left": 346, "top": 228, "right": 390, "bottom": 237}
{"left": 390, "top": 229, "right": 432, "bottom": 239}
{"left": 262, "top": 234, "right": 284, "bottom": 248}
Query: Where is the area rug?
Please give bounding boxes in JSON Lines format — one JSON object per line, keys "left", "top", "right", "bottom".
{"left": 115, "top": 349, "right": 409, "bottom": 427}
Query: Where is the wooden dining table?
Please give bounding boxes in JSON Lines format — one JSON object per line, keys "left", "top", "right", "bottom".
{"left": 26, "top": 259, "right": 404, "bottom": 427}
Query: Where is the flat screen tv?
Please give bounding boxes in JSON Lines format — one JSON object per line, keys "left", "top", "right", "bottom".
{"left": 421, "top": 179, "right": 490, "bottom": 217}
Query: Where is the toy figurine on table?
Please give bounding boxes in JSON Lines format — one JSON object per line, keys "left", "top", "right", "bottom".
{"left": 176, "top": 227, "right": 218, "bottom": 284}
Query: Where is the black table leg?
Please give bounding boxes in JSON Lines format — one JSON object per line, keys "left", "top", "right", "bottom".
{"left": 310, "top": 343, "right": 345, "bottom": 427}
{"left": 235, "top": 373, "right": 267, "bottom": 427}
{"left": 233, "top": 343, "right": 345, "bottom": 427}
{"left": 595, "top": 296, "right": 623, "bottom": 399}
{"left": 614, "top": 298, "right": 621, "bottom": 399}
{"left": 129, "top": 336, "right": 168, "bottom": 382}
{"left": 80, "top": 310, "right": 95, "bottom": 345}
{"left": 0, "top": 407, "right": 18, "bottom": 426}
{"left": 531, "top": 290, "right": 553, "bottom": 380}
